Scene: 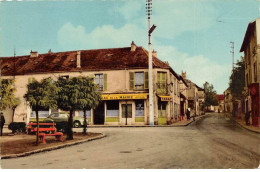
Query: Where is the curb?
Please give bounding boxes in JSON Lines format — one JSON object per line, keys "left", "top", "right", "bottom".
{"left": 231, "top": 118, "right": 260, "bottom": 134}
{"left": 1, "top": 133, "right": 106, "bottom": 159}
{"left": 183, "top": 114, "right": 208, "bottom": 126}
{"left": 87, "top": 114, "right": 209, "bottom": 128}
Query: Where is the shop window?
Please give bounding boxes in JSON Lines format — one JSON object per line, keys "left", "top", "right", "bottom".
{"left": 158, "top": 100, "right": 166, "bottom": 117}
{"left": 122, "top": 104, "right": 132, "bottom": 118}
{"left": 107, "top": 101, "right": 119, "bottom": 117}
{"left": 79, "top": 110, "right": 91, "bottom": 117}
{"left": 31, "top": 111, "right": 49, "bottom": 118}
{"left": 135, "top": 100, "right": 144, "bottom": 116}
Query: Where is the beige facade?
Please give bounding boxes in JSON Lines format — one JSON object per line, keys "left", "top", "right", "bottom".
{"left": 181, "top": 72, "right": 204, "bottom": 116}
{"left": 240, "top": 18, "right": 260, "bottom": 127}
{"left": 1, "top": 43, "right": 184, "bottom": 126}
{"left": 224, "top": 89, "right": 233, "bottom": 113}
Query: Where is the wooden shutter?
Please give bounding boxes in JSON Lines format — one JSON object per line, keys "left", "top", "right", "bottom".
{"left": 144, "top": 72, "right": 149, "bottom": 89}
{"left": 129, "top": 72, "right": 135, "bottom": 90}
{"left": 122, "top": 104, "right": 126, "bottom": 118}
{"left": 162, "top": 72, "right": 166, "bottom": 83}
{"left": 103, "top": 74, "right": 107, "bottom": 91}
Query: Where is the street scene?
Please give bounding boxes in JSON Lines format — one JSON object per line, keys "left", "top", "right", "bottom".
{"left": 1, "top": 113, "right": 260, "bottom": 169}
{"left": 0, "top": 0, "right": 260, "bottom": 170}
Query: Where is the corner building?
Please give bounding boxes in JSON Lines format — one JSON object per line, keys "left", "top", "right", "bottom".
{"left": 240, "top": 18, "right": 260, "bottom": 127}
{"left": 0, "top": 42, "right": 184, "bottom": 125}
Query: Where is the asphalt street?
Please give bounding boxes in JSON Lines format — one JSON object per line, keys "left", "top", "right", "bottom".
{"left": 1, "top": 113, "right": 260, "bottom": 169}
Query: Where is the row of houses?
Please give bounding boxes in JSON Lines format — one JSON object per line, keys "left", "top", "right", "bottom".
{"left": 0, "top": 41, "right": 205, "bottom": 126}
{"left": 224, "top": 18, "right": 260, "bottom": 127}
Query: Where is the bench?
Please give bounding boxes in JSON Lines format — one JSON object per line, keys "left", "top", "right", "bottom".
{"left": 39, "top": 132, "right": 63, "bottom": 143}
{"left": 27, "top": 122, "right": 56, "bottom": 134}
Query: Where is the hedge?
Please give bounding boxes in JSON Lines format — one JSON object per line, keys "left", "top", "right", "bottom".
{"left": 8, "top": 122, "right": 26, "bottom": 134}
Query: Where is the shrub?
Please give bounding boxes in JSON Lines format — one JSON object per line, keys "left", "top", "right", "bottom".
{"left": 55, "top": 121, "right": 68, "bottom": 134}
{"left": 8, "top": 122, "right": 26, "bottom": 134}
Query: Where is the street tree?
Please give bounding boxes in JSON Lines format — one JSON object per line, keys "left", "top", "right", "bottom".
{"left": 56, "top": 76, "right": 101, "bottom": 139}
{"left": 24, "top": 77, "right": 58, "bottom": 145}
{"left": 203, "top": 82, "right": 218, "bottom": 110}
{"left": 77, "top": 76, "right": 100, "bottom": 135}
{"left": 0, "top": 79, "right": 20, "bottom": 121}
{"left": 229, "top": 56, "right": 245, "bottom": 100}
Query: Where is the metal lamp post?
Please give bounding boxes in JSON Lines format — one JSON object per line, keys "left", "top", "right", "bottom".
{"left": 146, "top": 0, "right": 156, "bottom": 126}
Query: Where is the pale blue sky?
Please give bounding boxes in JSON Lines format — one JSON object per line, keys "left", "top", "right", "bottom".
{"left": 0, "top": 0, "right": 259, "bottom": 93}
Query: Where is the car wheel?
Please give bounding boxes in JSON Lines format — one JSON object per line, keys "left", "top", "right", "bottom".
{"left": 73, "top": 121, "right": 81, "bottom": 128}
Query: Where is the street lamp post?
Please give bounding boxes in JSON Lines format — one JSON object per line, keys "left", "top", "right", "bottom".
{"left": 146, "top": 0, "right": 156, "bottom": 126}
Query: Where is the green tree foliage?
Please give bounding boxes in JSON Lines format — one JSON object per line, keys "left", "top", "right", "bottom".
{"left": 56, "top": 76, "right": 101, "bottom": 139}
{"left": 0, "top": 79, "right": 20, "bottom": 120}
{"left": 24, "top": 77, "right": 58, "bottom": 145}
{"left": 77, "top": 77, "right": 100, "bottom": 135}
{"left": 203, "top": 82, "right": 218, "bottom": 109}
{"left": 229, "top": 56, "right": 245, "bottom": 100}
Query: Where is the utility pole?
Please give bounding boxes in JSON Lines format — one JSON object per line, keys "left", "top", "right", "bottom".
{"left": 230, "top": 41, "right": 234, "bottom": 72}
{"left": 230, "top": 41, "right": 235, "bottom": 116}
{"left": 13, "top": 47, "right": 16, "bottom": 79}
{"left": 146, "top": 0, "right": 156, "bottom": 126}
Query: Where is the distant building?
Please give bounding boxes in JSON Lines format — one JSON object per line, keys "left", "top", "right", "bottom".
{"left": 224, "top": 89, "right": 233, "bottom": 113}
{"left": 217, "top": 94, "right": 224, "bottom": 112}
{"left": 182, "top": 72, "right": 204, "bottom": 116}
{"left": 240, "top": 18, "right": 260, "bottom": 127}
{"left": 1, "top": 42, "right": 185, "bottom": 126}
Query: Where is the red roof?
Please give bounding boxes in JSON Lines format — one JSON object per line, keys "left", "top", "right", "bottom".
{"left": 0, "top": 46, "right": 173, "bottom": 76}
{"left": 217, "top": 94, "right": 224, "bottom": 101}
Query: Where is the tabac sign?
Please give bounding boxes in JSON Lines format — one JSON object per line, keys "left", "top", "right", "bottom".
{"left": 101, "top": 94, "right": 148, "bottom": 100}
{"left": 159, "top": 96, "right": 173, "bottom": 101}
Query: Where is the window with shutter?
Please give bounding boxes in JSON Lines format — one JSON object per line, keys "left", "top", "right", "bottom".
{"left": 95, "top": 74, "right": 104, "bottom": 91}
{"left": 157, "top": 72, "right": 167, "bottom": 94}
{"left": 129, "top": 72, "right": 135, "bottom": 90}
{"left": 144, "top": 72, "right": 149, "bottom": 89}
{"left": 103, "top": 74, "right": 107, "bottom": 91}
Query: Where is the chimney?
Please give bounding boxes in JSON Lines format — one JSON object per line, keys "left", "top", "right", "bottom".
{"left": 152, "top": 49, "right": 157, "bottom": 58}
{"left": 181, "top": 71, "right": 186, "bottom": 79}
{"left": 131, "top": 41, "right": 136, "bottom": 52}
{"left": 77, "top": 51, "right": 81, "bottom": 68}
{"left": 30, "top": 50, "right": 38, "bottom": 58}
{"left": 48, "top": 49, "right": 52, "bottom": 54}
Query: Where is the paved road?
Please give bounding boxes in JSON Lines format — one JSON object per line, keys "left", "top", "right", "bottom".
{"left": 1, "top": 113, "right": 260, "bottom": 169}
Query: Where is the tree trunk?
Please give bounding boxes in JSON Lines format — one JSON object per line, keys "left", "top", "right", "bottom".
{"left": 36, "top": 110, "right": 39, "bottom": 146}
{"left": 83, "top": 110, "right": 87, "bottom": 135}
{"left": 12, "top": 108, "right": 15, "bottom": 122}
{"left": 67, "top": 110, "right": 74, "bottom": 140}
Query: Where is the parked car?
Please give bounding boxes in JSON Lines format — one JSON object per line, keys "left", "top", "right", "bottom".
{"left": 29, "top": 112, "right": 86, "bottom": 128}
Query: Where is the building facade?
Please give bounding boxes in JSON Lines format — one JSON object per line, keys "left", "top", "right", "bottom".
{"left": 1, "top": 42, "right": 185, "bottom": 126}
{"left": 224, "top": 89, "right": 233, "bottom": 113}
{"left": 240, "top": 18, "right": 260, "bottom": 127}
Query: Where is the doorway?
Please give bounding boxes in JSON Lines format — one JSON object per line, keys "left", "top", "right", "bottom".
{"left": 94, "top": 102, "right": 104, "bottom": 125}
{"left": 121, "top": 104, "right": 132, "bottom": 125}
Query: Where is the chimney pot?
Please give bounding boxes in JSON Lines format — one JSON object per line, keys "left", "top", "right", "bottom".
{"left": 131, "top": 41, "right": 136, "bottom": 52}
{"left": 77, "top": 51, "right": 81, "bottom": 68}
{"left": 30, "top": 51, "right": 38, "bottom": 58}
{"left": 181, "top": 71, "right": 187, "bottom": 80}
{"left": 152, "top": 49, "right": 157, "bottom": 58}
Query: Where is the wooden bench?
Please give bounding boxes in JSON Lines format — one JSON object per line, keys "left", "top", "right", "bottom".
{"left": 27, "top": 122, "right": 56, "bottom": 134}
{"left": 27, "top": 122, "right": 63, "bottom": 143}
{"left": 39, "top": 132, "right": 63, "bottom": 143}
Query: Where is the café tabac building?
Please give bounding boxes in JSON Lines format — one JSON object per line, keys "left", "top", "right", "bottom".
{"left": 0, "top": 42, "right": 183, "bottom": 125}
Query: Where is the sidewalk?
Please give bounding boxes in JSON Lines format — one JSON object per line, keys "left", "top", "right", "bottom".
{"left": 230, "top": 116, "right": 260, "bottom": 134}
{"left": 2, "top": 114, "right": 208, "bottom": 133}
